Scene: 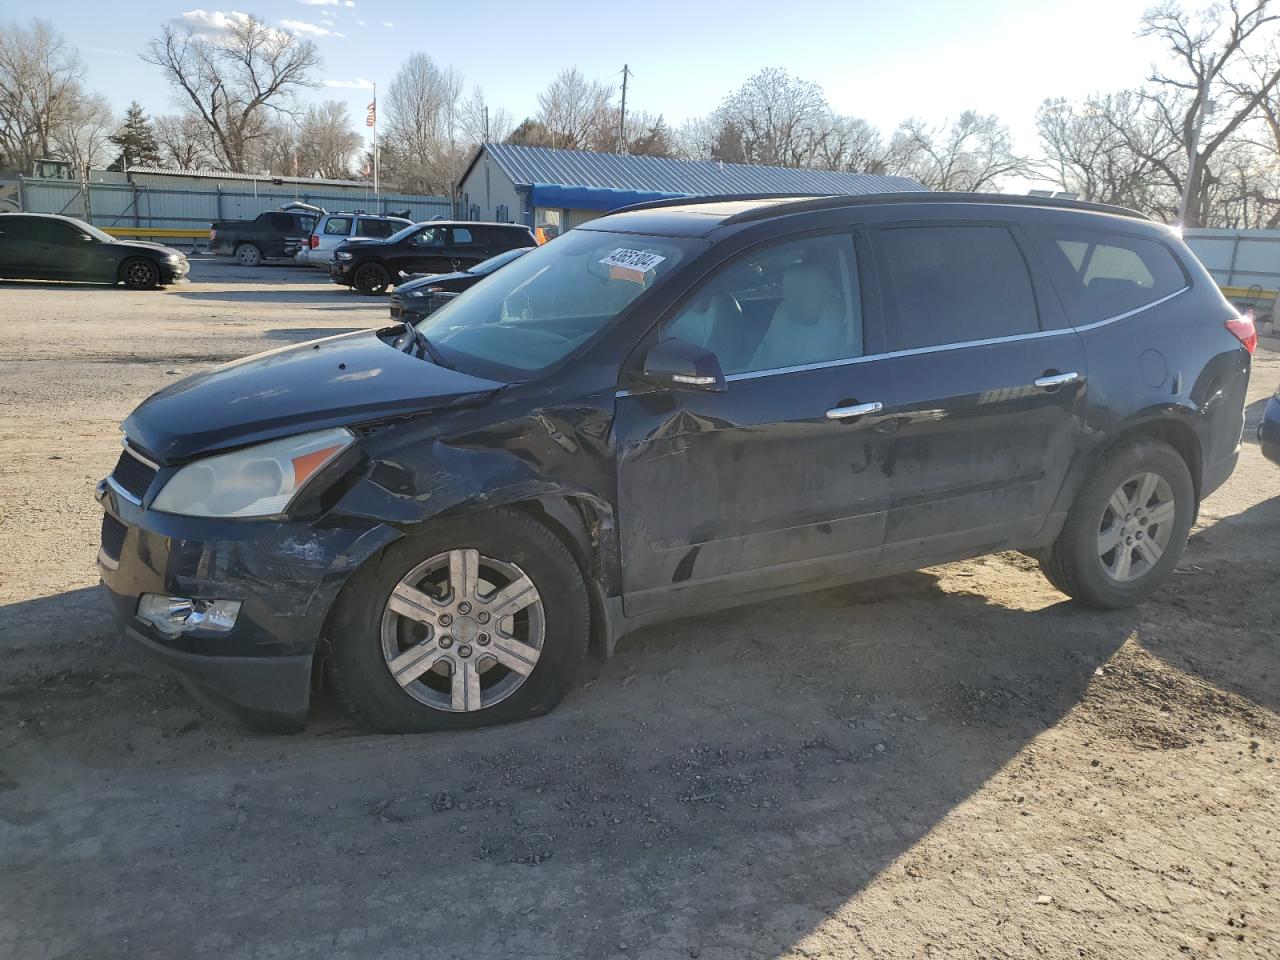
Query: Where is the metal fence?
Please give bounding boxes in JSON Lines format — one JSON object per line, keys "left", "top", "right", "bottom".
{"left": 16, "top": 178, "right": 454, "bottom": 241}
{"left": 1183, "top": 228, "right": 1280, "bottom": 292}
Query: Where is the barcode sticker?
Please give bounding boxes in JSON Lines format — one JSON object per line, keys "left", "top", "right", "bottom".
{"left": 599, "top": 248, "right": 666, "bottom": 279}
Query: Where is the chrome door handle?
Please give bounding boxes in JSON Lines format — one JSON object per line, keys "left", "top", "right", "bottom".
{"left": 1034, "top": 372, "right": 1080, "bottom": 389}
{"left": 825, "top": 401, "right": 883, "bottom": 420}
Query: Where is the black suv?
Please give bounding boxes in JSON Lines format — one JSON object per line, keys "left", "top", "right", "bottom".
{"left": 97, "top": 193, "right": 1253, "bottom": 733}
{"left": 330, "top": 220, "right": 538, "bottom": 294}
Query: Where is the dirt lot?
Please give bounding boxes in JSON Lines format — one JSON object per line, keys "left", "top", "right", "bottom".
{"left": 1, "top": 260, "right": 1277, "bottom": 959}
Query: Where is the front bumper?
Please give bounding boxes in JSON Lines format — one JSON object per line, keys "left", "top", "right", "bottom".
{"left": 159, "top": 259, "right": 190, "bottom": 283}
{"left": 95, "top": 479, "right": 394, "bottom": 731}
{"left": 329, "top": 259, "right": 355, "bottom": 285}
{"left": 1260, "top": 396, "right": 1280, "bottom": 466}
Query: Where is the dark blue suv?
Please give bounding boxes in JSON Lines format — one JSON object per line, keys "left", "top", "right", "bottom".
{"left": 96, "top": 193, "right": 1254, "bottom": 732}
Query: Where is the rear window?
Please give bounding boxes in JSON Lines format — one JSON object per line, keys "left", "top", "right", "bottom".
{"left": 0, "top": 216, "right": 38, "bottom": 241}
{"left": 323, "top": 216, "right": 353, "bottom": 236}
{"left": 1027, "top": 227, "right": 1187, "bottom": 325}
{"left": 876, "top": 224, "right": 1040, "bottom": 350}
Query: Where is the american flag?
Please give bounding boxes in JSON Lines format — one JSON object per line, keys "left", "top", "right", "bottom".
{"left": 366, "top": 99, "right": 376, "bottom": 128}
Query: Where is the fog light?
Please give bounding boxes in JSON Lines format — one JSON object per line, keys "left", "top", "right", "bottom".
{"left": 137, "top": 595, "right": 242, "bottom": 637}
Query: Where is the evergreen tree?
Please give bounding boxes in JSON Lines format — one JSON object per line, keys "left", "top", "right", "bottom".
{"left": 108, "top": 101, "right": 161, "bottom": 171}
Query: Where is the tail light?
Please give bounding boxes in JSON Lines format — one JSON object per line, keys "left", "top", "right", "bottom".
{"left": 309, "top": 234, "right": 319, "bottom": 249}
{"left": 1225, "top": 313, "right": 1257, "bottom": 354}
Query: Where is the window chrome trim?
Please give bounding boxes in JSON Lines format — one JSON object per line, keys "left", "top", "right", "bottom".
{"left": 121, "top": 437, "right": 161, "bottom": 471}
{"left": 106, "top": 475, "right": 142, "bottom": 506}
{"left": 614, "top": 284, "right": 1190, "bottom": 393}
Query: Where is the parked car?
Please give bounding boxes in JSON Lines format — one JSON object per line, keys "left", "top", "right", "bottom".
{"left": 210, "top": 204, "right": 318, "bottom": 266}
{"left": 0, "top": 212, "right": 189, "bottom": 289}
{"left": 296, "top": 212, "right": 412, "bottom": 268}
{"left": 97, "top": 192, "right": 1253, "bottom": 733}
{"left": 389, "top": 246, "right": 535, "bottom": 323}
{"left": 1260, "top": 386, "right": 1280, "bottom": 465}
{"left": 330, "top": 221, "right": 538, "bottom": 294}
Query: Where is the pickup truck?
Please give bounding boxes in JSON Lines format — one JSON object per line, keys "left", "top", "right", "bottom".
{"left": 209, "top": 207, "right": 319, "bottom": 266}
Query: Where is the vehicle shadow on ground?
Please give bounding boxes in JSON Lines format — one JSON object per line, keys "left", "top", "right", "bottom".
{"left": 2, "top": 569, "right": 1150, "bottom": 958}
{"left": 1147, "top": 492, "right": 1280, "bottom": 716}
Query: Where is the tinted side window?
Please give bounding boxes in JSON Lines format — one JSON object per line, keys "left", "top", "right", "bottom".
{"left": 450, "top": 226, "right": 475, "bottom": 246}
{"left": 877, "top": 225, "right": 1039, "bottom": 350}
{"left": 495, "top": 227, "right": 531, "bottom": 249}
{"left": 1027, "top": 227, "right": 1187, "bottom": 325}
{"left": 0, "top": 217, "right": 39, "bottom": 241}
{"left": 662, "top": 233, "right": 862, "bottom": 376}
{"left": 357, "top": 218, "right": 395, "bottom": 238}
{"left": 323, "top": 216, "right": 353, "bottom": 236}
{"left": 408, "top": 226, "right": 446, "bottom": 248}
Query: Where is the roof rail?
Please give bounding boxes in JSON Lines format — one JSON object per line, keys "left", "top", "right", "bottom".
{"left": 718, "top": 191, "right": 1152, "bottom": 225}
{"left": 610, "top": 191, "right": 1152, "bottom": 224}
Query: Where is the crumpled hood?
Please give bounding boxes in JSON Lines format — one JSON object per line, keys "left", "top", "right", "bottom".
{"left": 124, "top": 329, "right": 505, "bottom": 462}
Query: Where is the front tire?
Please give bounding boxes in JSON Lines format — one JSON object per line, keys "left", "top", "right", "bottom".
{"left": 354, "top": 261, "right": 391, "bottom": 295}
{"left": 1041, "top": 438, "right": 1194, "bottom": 608}
{"left": 328, "top": 508, "right": 590, "bottom": 733}
{"left": 120, "top": 257, "right": 159, "bottom": 290}
{"left": 235, "top": 243, "right": 263, "bottom": 267}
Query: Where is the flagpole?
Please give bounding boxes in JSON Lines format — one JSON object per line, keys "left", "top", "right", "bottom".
{"left": 372, "top": 83, "right": 379, "bottom": 205}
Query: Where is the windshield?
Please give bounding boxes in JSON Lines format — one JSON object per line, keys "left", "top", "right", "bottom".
{"left": 385, "top": 222, "right": 425, "bottom": 244}
{"left": 471, "top": 247, "right": 534, "bottom": 275}
{"left": 416, "top": 229, "right": 704, "bottom": 380}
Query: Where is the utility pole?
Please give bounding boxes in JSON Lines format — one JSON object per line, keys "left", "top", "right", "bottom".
{"left": 618, "top": 64, "right": 631, "bottom": 154}
{"left": 1177, "top": 96, "right": 1215, "bottom": 229}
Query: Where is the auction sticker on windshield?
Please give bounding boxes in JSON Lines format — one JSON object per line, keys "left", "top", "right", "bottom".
{"left": 600, "top": 248, "right": 666, "bottom": 283}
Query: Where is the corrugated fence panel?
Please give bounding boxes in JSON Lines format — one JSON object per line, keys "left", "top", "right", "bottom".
{"left": 17, "top": 179, "right": 453, "bottom": 234}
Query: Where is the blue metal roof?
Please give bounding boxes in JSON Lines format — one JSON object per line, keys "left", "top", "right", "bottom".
{"left": 471, "top": 143, "right": 924, "bottom": 198}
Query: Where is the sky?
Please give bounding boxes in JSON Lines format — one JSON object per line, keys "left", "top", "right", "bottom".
{"left": 1, "top": 0, "right": 1171, "bottom": 186}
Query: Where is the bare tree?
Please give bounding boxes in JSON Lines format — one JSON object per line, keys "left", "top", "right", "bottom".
{"left": 52, "top": 93, "right": 115, "bottom": 172}
{"left": 0, "top": 19, "right": 88, "bottom": 173}
{"left": 297, "top": 100, "right": 362, "bottom": 178}
{"left": 815, "top": 115, "right": 887, "bottom": 173}
{"left": 153, "top": 113, "right": 217, "bottom": 169}
{"left": 715, "top": 68, "right": 832, "bottom": 167}
{"left": 1131, "top": 0, "right": 1280, "bottom": 226}
{"left": 379, "top": 52, "right": 465, "bottom": 193}
{"left": 459, "top": 86, "right": 513, "bottom": 145}
{"left": 535, "top": 68, "right": 616, "bottom": 150}
{"left": 1037, "top": 93, "right": 1180, "bottom": 212}
{"left": 142, "top": 14, "right": 320, "bottom": 173}
{"left": 887, "top": 112, "right": 1032, "bottom": 191}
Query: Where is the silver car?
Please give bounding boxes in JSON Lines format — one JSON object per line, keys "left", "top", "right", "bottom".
{"left": 296, "top": 212, "right": 412, "bottom": 268}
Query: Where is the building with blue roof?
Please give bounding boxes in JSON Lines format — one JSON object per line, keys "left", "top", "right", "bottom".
{"left": 456, "top": 143, "right": 924, "bottom": 234}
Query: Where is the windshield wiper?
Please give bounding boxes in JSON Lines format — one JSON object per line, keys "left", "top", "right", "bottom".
{"left": 400, "top": 321, "right": 454, "bottom": 369}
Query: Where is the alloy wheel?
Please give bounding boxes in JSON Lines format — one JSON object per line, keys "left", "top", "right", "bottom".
{"left": 1096, "top": 471, "right": 1176, "bottom": 582}
{"left": 124, "top": 259, "right": 157, "bottom": 288}
{"left": 379, "top": 549, "right": 545, "bottom": 712}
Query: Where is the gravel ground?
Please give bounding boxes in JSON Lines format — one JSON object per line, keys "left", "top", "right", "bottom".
{"left": 0, "top": 260, "right": 1277, "bottom": 959}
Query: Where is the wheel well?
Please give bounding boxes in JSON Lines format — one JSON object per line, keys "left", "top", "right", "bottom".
{"left": 1097, "top": 417, "right": 1203, "bottom": 501}
{"left": 118, "top": 255, "right": 157, "bottom": 280}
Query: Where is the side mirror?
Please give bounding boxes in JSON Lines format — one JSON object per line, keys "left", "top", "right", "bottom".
{"left": 638, "top": 338, "right": 727, "bottom": 393}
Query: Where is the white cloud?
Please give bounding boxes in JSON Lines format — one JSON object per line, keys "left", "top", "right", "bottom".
{"left": 280, "top": 18, "right": 340, "bottom": 37}
{"left": 176, "top": 9, "right": 253, "bottom": 38}
{"left": 297, "top": 0, "right": 340, "bottom": 5}
{"left": 380, "top": 19, "right": 394, "bottom": 27}
{"left": 321, "top": 77, "right": 375, "bottom": 89}
{"left": 356, "top": 18, "right": 366, "bottom": 26}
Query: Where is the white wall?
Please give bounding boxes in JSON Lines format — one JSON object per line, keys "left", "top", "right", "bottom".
{"left": 458, "top": 151, "right": 524, "bottom": 224}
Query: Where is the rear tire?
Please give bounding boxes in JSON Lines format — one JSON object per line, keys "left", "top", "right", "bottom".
{"left": 1040, "top": 438, "right": 1194, "bottom": 608}
{"left": 354, "top": 261, "right": 391, "bottom": 295}
{"left": 328, "top": 508, "right": 590, "bottom": 733}
{"left": 235, "top": 243, "right": 262, "bottom": 267}
{"left": 120, "top": 257, "right": 159, "bottom": 290}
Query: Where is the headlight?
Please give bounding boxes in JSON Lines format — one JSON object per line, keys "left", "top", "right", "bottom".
{"left": 336, "top": 251, "right": 353, "bottom": 260}
{"left": 166, "top": 252, "right": 183, "bottom": 262}
{"left": 151, "top": 428, "right": 353, "bottom": 518}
